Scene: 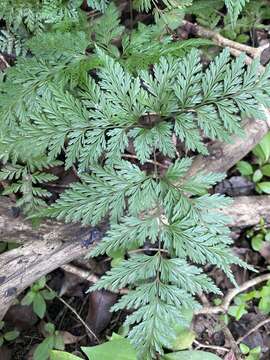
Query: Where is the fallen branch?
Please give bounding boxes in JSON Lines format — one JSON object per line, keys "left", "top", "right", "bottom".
{"left": 182, "top": 20, "right": 269, "bottom": 60}
{"left": 45, "top": 284, "right": 100, "bottom": 343}
{"left": 223, "top": 196, "right": 270, "bottom": 227}
{"left": 236, "top": 318, "right": 270, "bottom": 345}
{"left": 196, "top": 273, "right": 270, "bottom": 315}
{"left": 194, "top": 339, "right": 230, "bottom": 353}
{"left": 188, "top": 109, "right": 270, "bottom": 176}
{"left": 0, "top": 197, "right": 99, "bottom": 320}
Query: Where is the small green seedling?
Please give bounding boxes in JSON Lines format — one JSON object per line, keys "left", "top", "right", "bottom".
{"left": 246, "top": 218, "right": 270, "bottom": 252}
{"left": 0, "top": 320, "right": 20, "bottom": 347}
{"left": 34, "top": 322, "right": 64, "bottom": 360}
{"left": 228, "top": 280, "right": 270, "bottom": 320}
{"left": 237, "top": 132, "right": 270, "bottom": 194}
{"left": 21, "top": 276, "right": 56, "bottom": 318}
{"left": 240, "top": 343, "right": 261, "bottom": 360}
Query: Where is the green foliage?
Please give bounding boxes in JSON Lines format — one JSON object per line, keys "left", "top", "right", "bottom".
{"left": 224, "top": 0, "right": 249, "bottom": 26}
{"left": 51, "top": 341, "right": 223, "bottom": 360}
{"left": 82, "top": 334, "right": 137, "bottom": 360}
{"left": 228, "top": 280, "right": 270, "bottom": 322}
{"left": 0, "top": 46, "right": 267, "bottom": 358}
{"left": 0, "top": 156, "right": 62, "bottom": 215}
{"left": 163, "top": 352, "right": 222, "bottom": 360}
{"left": 133, "top": 0, "right": 192, "bottom": 13}
{"left": 240, "top": 344, "right": 261, "bottom": 360}
{"left": 0, "top": 321, "right": 20, "bottom": 348}
{"left": 236, "top": 132, "right": 270, "bottom": 195}
{"left": 34, "top": 323, "right": 65, "bottom": 360}
{"left": 1, "top": 2, "right": 270, "bottom": 359}
{"left": 0, "top": 0, "right": 86, "bottom": 55}
{"left": 21, "top": 276, "right": 56, "bottom": 319}
{"left": 245, "top": 218, "right": 270, "bottom": 252}
{"left": 51, "top": 351, "right": 83, "bottom": 360}
{"left": 121, "top": 22, "right": 213, "bottom": 72}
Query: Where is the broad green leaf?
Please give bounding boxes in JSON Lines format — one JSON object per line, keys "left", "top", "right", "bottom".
{"left": 168, "top": 327, "right": 196, "bottom": 351}
{"left": 162, "top": 350, "right": 222, "bottom": 360}
{"left": 261, "top": 164, "right": 270, "bottom": 177}
{"left": 253, "top": 133, "right": 270, "bottom": 163}
{"left": 50, "top": 351, "right": 83, "bottom": 360}
{"left": 0, "top": 336, "right": 4, "bottom": 347}
{"left": 34, "top": 336, "right": 55, "bottom": 360}
{"left": 257, "top": 182, "right": 270, "bottom": 194}
{"left": 82, "top": 338, "right": 137, "bottom": 360}
{"left": 44, "top": 323, "right": 55, "bottom": 335}
{"left": 21, "top": 290, "right": 35, "bottom": 306}
{"left": 258, "top": 296, "right": 270, "bottom": 314}
{"left": 54, "top": 333, "right": 65, "bottom": 351}
{"left": 240, "top": 343, "right": 250, "bottom": 354}
{"left": 251, "top": 234, "right": 264, "bottom": 251}
{"left": 228, "top": 304, "right": 247, "bottom": 320}
{"left": 41, "top": 289, "right": 57, "bottom": 301}
{"left": 3, "top": 330, "right": 20, "bottom": 341}
{"left": 265, "top": 231, "right": 270, "bottom": 242}
{"left": 236, "top": 161, "right": 253, "bottom": 176}
{"left": 34, "top": 276, "right": 47, "bottom": 291}
{"left": 252, "top": 169, "right": 263, "bottom": 183}
{"left": 109, "top": 249, "right": 125, "bottom": 267}
{"left": 33, "top": 293, "right": 47, "bottom": 318}
{"left": 0, "top": 321, "right": 5, "bottom": 330}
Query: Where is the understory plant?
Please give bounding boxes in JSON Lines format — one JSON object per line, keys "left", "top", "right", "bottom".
{"left": 1, "top": 1, "right": 270, "bottom": 360}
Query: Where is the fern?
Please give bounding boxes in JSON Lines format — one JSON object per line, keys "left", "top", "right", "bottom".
{"left": 1, "top": 49, "right": 264, "bottom": 358}
{"left": 0, "top": 156, "right": 62, "bottom": 215}
{"left": 122, "top": 23, "right": 212, "bottom": 72}
{"left": 134, "top": 0, "right": 192, "bottom": 12}
{"left": 225, "top": 0, "right": 249, "bottom": 25}
{"left": 0, "top": 0, "right": 86, "bottom": 55}
{"left": 1, "top": 2, "right": 270, "bottom": 358}
{"left": 87, "top": 0, "right": 109, "bottom": 12}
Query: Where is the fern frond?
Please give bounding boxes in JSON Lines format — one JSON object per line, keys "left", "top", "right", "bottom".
{"left": 225, "top": 0, "right": 249, "bottom": 25}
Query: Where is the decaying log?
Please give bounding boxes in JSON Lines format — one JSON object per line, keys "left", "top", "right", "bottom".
{"left": 188, "top": 114, "right": 270, "bottom": 177}
{"left": 0, "top": 193, "right": 270, "bottom": 319}
{"left": 224, "top": 195, "right": 270, "bottom": 228}
{"left": 0, "top": 197, "right": 97, "bottom": 320}
{"left": 0, "top": 199, "right": 89, "bottom": 244}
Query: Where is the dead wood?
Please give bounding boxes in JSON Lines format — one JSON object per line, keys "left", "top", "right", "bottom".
{"left": 0, "top": 197, "right": 95, "bottom": 320}
{"left": 188, "top": 114, "right": 270, "bottom": 177}
{"left": 224, "top": 195, "right": 270, "bottom": 228}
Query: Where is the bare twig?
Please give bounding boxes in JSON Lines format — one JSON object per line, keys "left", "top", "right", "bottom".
{"left": 45, "top": 284, "right": 100, "bottom": 343}
{"left": 236, "top": 318, "right": 270, "bottom": 345}
{"left": 122, "top": 154, "right": 169, "bottom": 169}
{"left": 196, "top": 273, "right": 270, "bottom": 315}
{"left": 182, "top": 20, "right": 269, "bottom": 59}
{"left": 60, "top": 264, "right": 99, "bottom": 283}
{"left": 194, "top": 339, "right": 230, "bottom": 353}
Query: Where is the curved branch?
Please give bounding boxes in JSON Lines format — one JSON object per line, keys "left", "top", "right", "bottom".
{"left": 182, "top": 20, "right": 269, "bottom": 59}
{"left": 196, "top": 273, "right": 270, "bottom": 315}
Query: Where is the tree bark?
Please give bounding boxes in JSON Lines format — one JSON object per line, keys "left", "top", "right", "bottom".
{"left": 0, "top": 192, "right": 270, "bottom": 319}
{"left": 188, "top": 116, "right": 270, "bottom": 177}
{"left": 0, "top": 197, "right": 97, "bottom": 320}
{"left": 224, "top": 195, "right": 270, "bottom": 228}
